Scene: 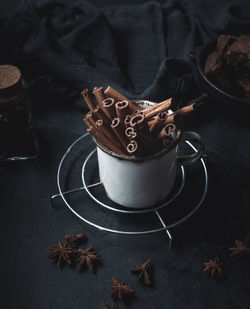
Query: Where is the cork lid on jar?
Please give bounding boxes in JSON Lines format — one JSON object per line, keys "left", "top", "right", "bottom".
{"left": 0, "top": 65, "right": 22, "bottom": 100}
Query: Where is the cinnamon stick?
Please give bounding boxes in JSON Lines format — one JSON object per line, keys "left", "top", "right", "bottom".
{"left": 124, "top": 115, "right": 132, "bottom": 128}
{"left": 164, "top": 113, "right": 183, "bottom": 125}
{"left": 104, "top": 86, "right": 128, "bottom": 102}
{"left": 143, "top": 98, "right": 172, "bottom": 120}
{"left": 149, "top": 111, "right": 168, "bottom": 134}
{"left": 175, "top": 104, "right": 194, "bottom": 116}
{"left": 158, "top": 104, "right": 194, "bottom": 127}
{"left": 115, "top": 101, "right": 131, "bottom": 122}
{"left": 83, "top": 117, "right": 91, "bottom": 129}
{"left": 161, "top": 104, "right": 194, "bottom": 126}
{"left": 125, "top": 126, "right": 159, "bottom": 155}
{"left": 81, "top": 89, "right": 96, "bottom": 112}
{"left": 87, "top": 125, "right": 125, "bottom": 155}
{"left": 158, "top": 123, "right": 176, "bottom": 140}
{"left": 111, "top": 118, "right": 129, "bottom": 150}
{"left": 148, "top": 113, "right": 182, "bottom": 127}
{"left": 102, "top": 98, "right": 117, "bottom": 120}
{"left": 130, "top": 113, "right": 148, "bottom": 132}
{"left": 126, "top": 137, "right": 155, "bottom": 157}
{"left": 134, "top": 128, "right": 155, "bottom": 147}
{"left": 84, "top": 112, "right": 96, "bottom": 127}
{"left": 125, "top": 127, "right": 137, "bottom": 140}
{"left": 93, "top": 105, "right": 111, "bottom": 126}
{"left": 132, "top": 109, "right": 143, "bottom": 116}
{"left": 127, "top": 140, "right": 139, "bottom": 155}
{"left": 95, "top": 119, "right": 124, "bottom": 150}
{"left": 158, "top": 98, "right": 172, "bottom": 105}
{"left": 92, "top": 87, "right": 106, "bottom": 106}
{"left": 128, "top": 100, "right": 141, "bottom": 114}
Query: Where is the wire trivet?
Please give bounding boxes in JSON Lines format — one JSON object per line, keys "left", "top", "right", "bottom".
{"left": 51, "top": 133, "right": 208, "bottom": 247}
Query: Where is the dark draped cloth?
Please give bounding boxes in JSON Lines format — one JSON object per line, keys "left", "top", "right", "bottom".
{"left": 0, "top": 0, "right": 250, "bottom": 308}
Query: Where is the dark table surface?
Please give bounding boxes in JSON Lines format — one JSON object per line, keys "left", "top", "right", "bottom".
{"left": 0, "top": 0, "right": 250, "bottom": 308}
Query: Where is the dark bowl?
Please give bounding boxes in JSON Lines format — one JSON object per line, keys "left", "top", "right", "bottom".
{"left": 194, "top": 40, "right": 250, "bottom": 108}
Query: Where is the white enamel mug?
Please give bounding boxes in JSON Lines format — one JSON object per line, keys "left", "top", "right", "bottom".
{"left": 96, "top": 103, "right": 205, "bottom": 208}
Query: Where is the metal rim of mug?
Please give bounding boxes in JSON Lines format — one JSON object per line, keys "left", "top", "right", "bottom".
{"left": 56, "top": 132, "right": 208, "bottom": 234}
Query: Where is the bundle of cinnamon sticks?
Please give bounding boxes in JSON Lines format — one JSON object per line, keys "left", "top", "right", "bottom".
{"left": 82, "top": 86, "right": 195, "bottom": 157}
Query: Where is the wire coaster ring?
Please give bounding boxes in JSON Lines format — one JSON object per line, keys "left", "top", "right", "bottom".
{"left": 52, "top": 133, "right": 208, "bottom": 246}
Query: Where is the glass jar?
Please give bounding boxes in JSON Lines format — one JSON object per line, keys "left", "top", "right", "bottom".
{"left": 0, "top": 65, "right": 38, "bottom": 161}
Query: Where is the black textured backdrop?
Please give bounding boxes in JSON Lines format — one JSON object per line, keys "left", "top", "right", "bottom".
{"left": 0, "top": 0, "right": 250, "bottom": 308}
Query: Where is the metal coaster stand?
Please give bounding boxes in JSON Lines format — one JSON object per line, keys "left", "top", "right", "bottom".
{"left": 51, "top": 133, "right": 208, "bottom": 247}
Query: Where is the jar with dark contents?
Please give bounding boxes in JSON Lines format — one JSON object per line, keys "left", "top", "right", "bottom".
{"left": 0, "top": 65, "right": 38, "bottom": 161}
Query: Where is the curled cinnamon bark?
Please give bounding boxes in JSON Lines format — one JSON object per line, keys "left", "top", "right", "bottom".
{"left": 93, "top": 105, "right": 111, "bottom": 125}
{"left": 158, "top": 123, "right": 176, "bottom": 140}
{"left": 127, "top": 140, "right": 138, "bottom": 155}
{"left": 133, "top": 128, "right": 160, "bottom": 155}
{"left": 125, "top": 127, "right": 137, "bottom": 140}
{"left": 83, "top": 111, "right": 92, "bottom": 128}
{"left": 81, "top": 89, "right": 96, "bottom": 112}
{"left": 164, "top": 113, "right": 182, "bottom": 125}
{"left": 88, "top": 125, "right": 125, "bottom": 155}
{"left": 143, "top": 98, "right": 172, "bottom": 120}
{"left": 149, "top": 111, "right": 168, "bottom": 134}
{"left": 126, "top": 123, "right": 160, "bottom": 156}
{"left": 130, "top": 114, "right": 145, "bottom": 129}
{"left": 124, "top": 115, "right": 132, "bottom": 128}
{"left": 102, "top": 98, "right": 117, "bottom": 120}
{"left": 83, "top": 117, "right": 91, "bottom": 129}
{"left": 104, "top": 86, "right": 139, "bottom": 114}
{"left": 130, "top": 113, "right": 147, "bottom": 131}
{"left": 175, "top": 104, "right": 194, "bottom": 116}
{"left": 111, "top": 118, "right": 129, "bottom": 150}
{"left": 115, "top": 101, "right": 131, "bottom": 122}
{"left": 84, "top": 112, "right": 96, "bottom": 127}
{"left": 95, "top": 119, "right": 124, "bottom": 150}
{"left": 148, "top": 113, "right": 181, "bottom": 127}
{"left": 92, "top": 86, "right": 106, "bottom": 106}
{"left": 158, "top": 104, "right": 194, "bottom": 126}
{"left": 83, "top": 87, "right": 187, "bottom": 157}
{"left": 127, "top": 101, "right": 141, "bottom": 114}
{"left": 132, "top": 109, "right": 141, "bottom": 116}
{"left": 104, "top": 86, "right": 128, "bottom": 102}
{"left": 95, "top": 119, "right": 103, "bottom": 126}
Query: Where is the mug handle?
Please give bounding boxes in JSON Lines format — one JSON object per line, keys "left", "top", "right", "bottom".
{"left": 177, "top": 131, "right": 205, "bottom": 166}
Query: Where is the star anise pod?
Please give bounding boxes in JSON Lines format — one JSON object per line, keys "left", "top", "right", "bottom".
{"left": 48, "top": 241, "right": 77, "bottom": 269}
{"left": 75, "top": 247, "right": 101, "bottom": 273}
{"left": 131, "top": 259, "right": 152, "bottom": 285}
{"left": 100, "top": 301, "right": 116, "bottom": 309}
{"left": 110, "top": 277, "right": 133, "bottom": 300}
{"left": 203, "top": 257, "right": 223, "bottom": 277}
{"left": 64, "top": 233, "right": 86, "bottom": 248}
{"left": 229, "top": 239, "right": 250, "bottom": 257}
